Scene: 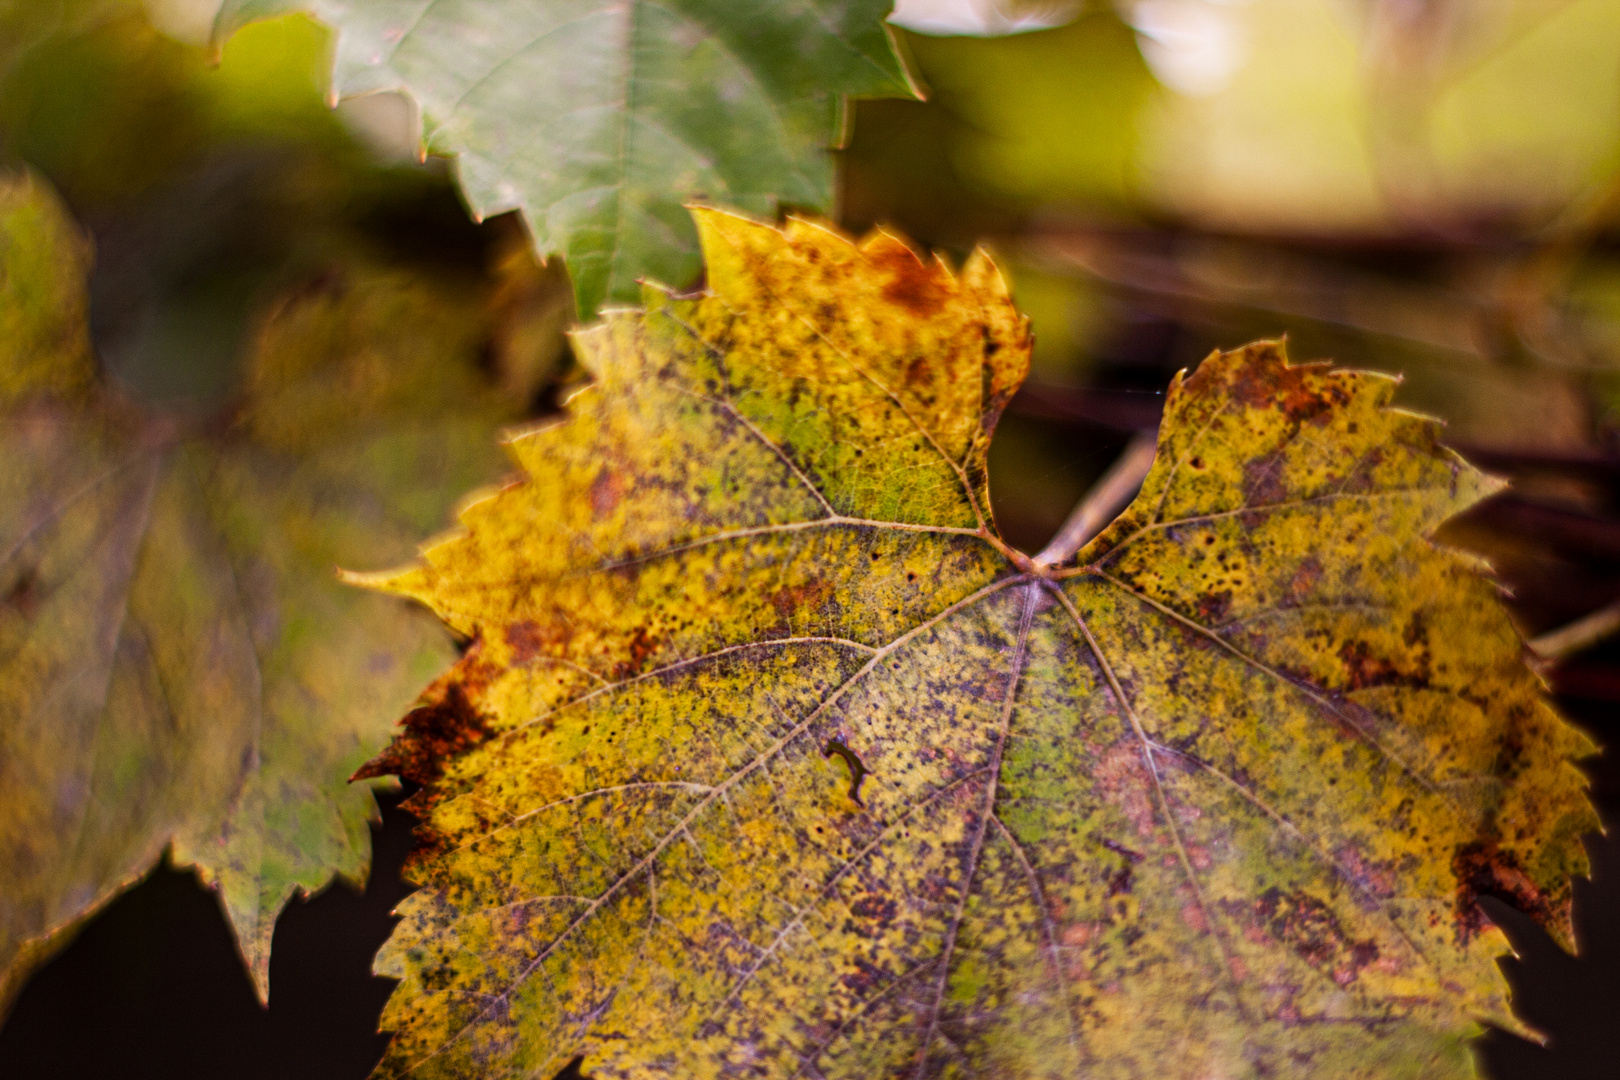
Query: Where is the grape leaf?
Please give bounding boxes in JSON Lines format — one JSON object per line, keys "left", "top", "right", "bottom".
{"left": 0, "top": 170, "right": 93, "bottom": 398}
{"left": 211, "top": 0, "right": 915, "bottom": 317}
{"left": 355, "top": 209, "right": 1596, "bottom": 1079}
{"left": 0, "top": 169, "right": 528, "bottom": 1007}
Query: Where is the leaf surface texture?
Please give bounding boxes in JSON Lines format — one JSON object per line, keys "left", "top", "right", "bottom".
{"left": 365, "top": 211, "right": 1593, "bottom": 1079}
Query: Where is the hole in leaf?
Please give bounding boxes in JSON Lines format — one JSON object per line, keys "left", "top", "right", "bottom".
{"left": 822, "top": 739, "right": 870, "bottom": 807}
{"left": 552, "top": 1055, "right": 590, "bottom": 1080}
{"left": 986, "top": 413, "right": 1134, "bottom": 556}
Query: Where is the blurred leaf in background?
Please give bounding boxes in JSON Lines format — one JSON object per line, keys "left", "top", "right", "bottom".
{"left": 213, "top": 0, "right": 919, "bottom": 315}
{"left": 0, "top": 165, "right": 537, "bottom": 1013}
{"left": 914, "top": 11, "right": 1154, "bottom": 210}
{"left": 1133, "top": 0, "right": 1620, "bottom": 233}
{"left": 845, "top": 6, "right": 1155, "bottom": 244}
{"left": 1132, "top": 0, "right": 1384, "bottom": 231}
{"left": 0, "top": 0, "right": 574, "bottom": 1013}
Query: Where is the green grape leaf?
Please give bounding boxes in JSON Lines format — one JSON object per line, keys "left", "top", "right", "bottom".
{"left": 213, "top": 0, "right": 915, "bottom": 315}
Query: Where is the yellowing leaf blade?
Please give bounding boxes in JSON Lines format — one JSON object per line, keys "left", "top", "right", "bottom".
{"left": 359, "top": 212, "right": 1594, "bottom": 1079}
{"left": 0, "top": 172, "right": 531, "bottom": 1006}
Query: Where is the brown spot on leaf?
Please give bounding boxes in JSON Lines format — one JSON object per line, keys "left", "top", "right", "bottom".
{"left": 609, "top": 626, "right": 660, "bottom": 679}
{"left": 1280, "top": 383, "right": 1342, "bottom": 424}
{"left": 1337, "top": 639, "right": 1404, "bottom": 690}
{"left": 354, "top": 679, "right": 493, "bottom": 788}
{"left": 1223, "top": 342, "right": 1292, "bottom": 408}
{"left": 873, "top": 243, "right": 946, "bottom": 317}
{"left": 1195, "top": 588, "right": 1233, "bottom": 624}
{"left": 846, "top": 892, "right": 897, "bottom": 935}
{"left": 590, "top": 467, "right": 625, "bottom": 518}
{"left": 1335, "top": 846, "right": 1398, "bottom": 900}
{"left": 770, "top": 578, "right": 833, "bottom": 621}
{"left": 1452, "top": 841, "right": 1556, "bottom": 943}
{"left": 1220, "top": 342, "right": 1347, "bottom": 425}
{"left": 1402, "top": 611, "right": 1428, "bottom": 648}
{"left": 1253, "top": 887, "right": 1380, "bottom": 984}
{"left": 1491, "top": 727, "right": 1528, "bottom": 783}
{"left": 1094, "top": 742, "right": 1159, "bottom": 839}
{"left": 1397, "top": 613, "right": 1435, "bottom": 685}
{"left": 1285, "top": 557, "right": 1322, "bottom": 602}
{"left": 1243, "top": 453, "right": 1289, "bottom": 506}
{"left": 904, "top": 354, "right": 932, "bottom": 387}
{"left": 506, "top": 619, "right": 569, "bottom": 663}
{"left": 839, "top": 956, "right": 889, "bottom": 995}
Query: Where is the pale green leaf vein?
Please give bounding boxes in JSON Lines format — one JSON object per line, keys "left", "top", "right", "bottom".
{"left": 913, "top": 581, "right": 1039, "bottom": 1078}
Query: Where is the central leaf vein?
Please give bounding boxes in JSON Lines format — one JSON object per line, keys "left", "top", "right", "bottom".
{"left": 1042, "top": 580, "right": 1250, "bottom": 1022}
{"left": 913, "top": 581, "right": 1038, "bottom": 1077}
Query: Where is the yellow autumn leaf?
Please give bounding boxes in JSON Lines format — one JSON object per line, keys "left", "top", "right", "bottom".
{"left": 356, "top": 208, "right": 1596, "bottom": 1079}
{"left": 0, "top": 168, "right": 532, "bottom": 1009}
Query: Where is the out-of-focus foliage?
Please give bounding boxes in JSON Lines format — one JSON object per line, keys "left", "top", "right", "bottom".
{"left": 842, "top": 12, "right": 1154, "bottom": 244}
{"left": 2, "top": 5, "right": 341, "bottom": 206}
{"left": 0, "top": 171, "right": 92, "bottom": 395}
{"left": 0, "top": 5, "right": 479, "bottom": 417}
{"left": 911, "top": 13, "right": 1154, "bottom": 209}
{"left": 1136, "top": 0, "right": 1620, "bottom": 234}
{"left": 214, "top": 0, "right": 918, "bottom": 315}
{"left": 0, "top": 167, "right": 541, "bottom": 1010}
{"left": 884, "top": 0, "right": 1620, "bottom": 233}
{"left": 0, "top": 1, "right": 575, "bottom": 1012}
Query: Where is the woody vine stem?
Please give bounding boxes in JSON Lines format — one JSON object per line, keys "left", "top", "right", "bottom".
{"left": 1034, "top": 431, "right": 1158, "bottom": 568}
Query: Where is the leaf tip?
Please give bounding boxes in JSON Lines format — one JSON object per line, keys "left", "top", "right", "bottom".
{"left": 336, "top": 564, "right": 431, "bottom": 604}
{"left": 688, "top": 204, "right": 797, "bottom": 304}
{"left": 336, "top": 564, "right": 391, "bottom": 589}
